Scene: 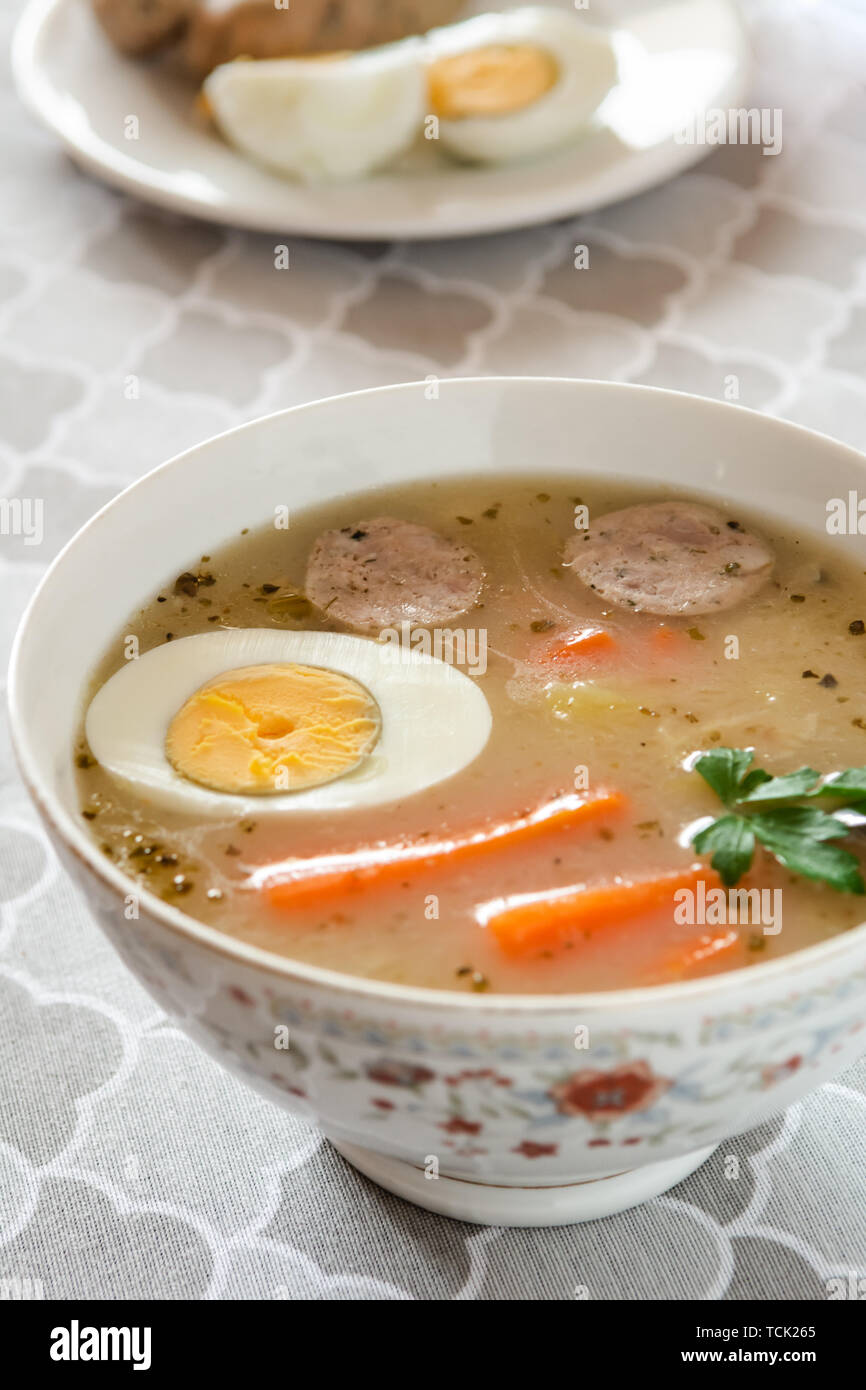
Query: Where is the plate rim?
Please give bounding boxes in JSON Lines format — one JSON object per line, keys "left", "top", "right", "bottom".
{"left": 11, "top": 0, "right": 752, "bottom": 241}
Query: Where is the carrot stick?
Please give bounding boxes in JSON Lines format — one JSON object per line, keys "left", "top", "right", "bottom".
{"left": 479, "top": 862, "right": 722, "bottom": 958}
{"left": 648, "top": 928, "right": 743, "bottom": 981}
{"left": 259, "top": 789, "right": 627, "bottom": 910}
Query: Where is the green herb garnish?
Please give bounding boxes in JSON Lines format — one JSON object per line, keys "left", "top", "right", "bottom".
{"left": 689, "top": 747, "right": 866, "bottom": 893}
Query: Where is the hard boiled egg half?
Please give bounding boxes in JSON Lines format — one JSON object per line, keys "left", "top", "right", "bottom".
{"left": 85, "top": 629, "right": 492, "bottom": 817}
{"left": 203, "top": 40, "right": 426, "bottom": 181}
{"left": 202, "top": 8, "right": 618, "bottom": 181}
{"left": 426, "top": 8, "right": 618, "bottom": 164}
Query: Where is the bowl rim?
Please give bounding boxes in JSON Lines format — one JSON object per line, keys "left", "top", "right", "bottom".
{"left": 10, "top": 375, "right": 866, "bottom": 1018}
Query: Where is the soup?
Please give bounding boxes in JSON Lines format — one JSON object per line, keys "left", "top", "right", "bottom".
{"left": 75, "top": 475, "right": 866, "bottom": 994}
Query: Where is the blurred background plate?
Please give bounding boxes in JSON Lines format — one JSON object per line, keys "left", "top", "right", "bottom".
{"left": 12, "top": 0, "right": 750, "bottom": 240}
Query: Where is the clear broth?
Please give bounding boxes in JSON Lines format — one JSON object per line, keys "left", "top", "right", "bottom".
{"left": 76, "top": 475, "right": 866, "bottom": 993}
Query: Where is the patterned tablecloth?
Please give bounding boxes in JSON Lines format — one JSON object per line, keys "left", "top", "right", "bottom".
{"left": 1, "top": 0, "right": 866, "bottom": 1301}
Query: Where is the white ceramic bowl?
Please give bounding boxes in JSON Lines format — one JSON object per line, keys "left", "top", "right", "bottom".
{"left": 10, "top": 379, "right": 866, "bottom": 1226}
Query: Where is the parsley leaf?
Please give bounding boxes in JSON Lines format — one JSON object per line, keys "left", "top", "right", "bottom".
{"left": 693, "top": 747, "right": 754, "bottom": 804}
{"left": 689, "top": 748, "right": 866, "bottom": 893}
{"left": 692, "top": 815, "right": 755, "bottom": 887}
{"left": 810, "top": 768, "right": 866, "bottom": 803}
{"left": 735, "top": 767, "right": 821, "bottom": 803}
{"left": 738, "top": 768, "right": 773, "bottom": 796}
{"left": 751, "top": 809, "right": 864, "bottom": 893}
{"left": 751, "top": 805, "right": 849, "bottom": 843}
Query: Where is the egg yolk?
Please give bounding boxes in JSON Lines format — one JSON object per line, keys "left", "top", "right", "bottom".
{"left": 428, "top": 44, "right": 558, "bottom": 120}
{"left": 165, "top": 662, "right": 381, "bottom": 796}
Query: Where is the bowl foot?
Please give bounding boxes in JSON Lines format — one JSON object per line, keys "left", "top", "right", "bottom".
{"left": 329, "top": 1140, "right": 716, "bottom": 1227}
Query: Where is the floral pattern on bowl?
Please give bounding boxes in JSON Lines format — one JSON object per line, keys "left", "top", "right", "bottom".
{"left": 61, "top": 851, "right": 866, "bottom": 1183}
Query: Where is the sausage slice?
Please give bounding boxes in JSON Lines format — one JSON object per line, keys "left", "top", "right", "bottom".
{"left": 563, "top": 501, "right": 774, "bottom": 616}
{"left": 305, "top": 516, "right": 484, "bottom": 634}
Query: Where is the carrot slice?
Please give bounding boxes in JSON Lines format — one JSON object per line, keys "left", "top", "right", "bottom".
{"left": 260, "top": 789, "right": 627, "bottom": 910}
{"left": 544, "top": 626, "right": 617, "bottom": 665}
{"left": 479, "top": 862, "right": 722, "bottom": 958}
{"left": 649, "top": 624, "right": 689, "bottom": 657}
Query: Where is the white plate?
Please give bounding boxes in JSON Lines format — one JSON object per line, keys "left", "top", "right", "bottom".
{"left": 12, "top": 0, "right": 750, "bottom": 240}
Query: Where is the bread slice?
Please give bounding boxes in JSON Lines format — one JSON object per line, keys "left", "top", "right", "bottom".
{"left": 184, "top": 0, "right": 466, "bottom": 79}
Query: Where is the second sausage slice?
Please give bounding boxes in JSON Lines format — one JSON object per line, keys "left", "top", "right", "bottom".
{"left": 563, "top": 500, "right": 774, "bottom": 616}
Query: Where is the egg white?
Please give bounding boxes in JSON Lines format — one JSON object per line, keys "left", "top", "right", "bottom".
{"left": 204, "top": 41, "right": 426, "bottom": 182}
{"left": 426, "top": 7, "right": 618, "bottom": 164}
{"left": 84, "top": 629, "right": 492, "bottom": 818}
